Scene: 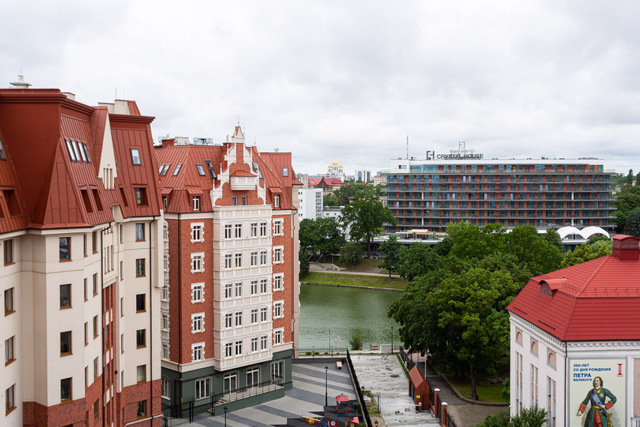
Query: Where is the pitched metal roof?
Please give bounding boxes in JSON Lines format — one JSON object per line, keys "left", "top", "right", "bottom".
{"left": 508, "top": 235, "right": 640, "bottom": 341}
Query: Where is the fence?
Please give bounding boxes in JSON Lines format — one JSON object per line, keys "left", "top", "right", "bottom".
{"left": 399, "top": 346, "right": 457, "bottom": 427}
{"left": 345, "top": 349, "right": 373, "bottom": 427}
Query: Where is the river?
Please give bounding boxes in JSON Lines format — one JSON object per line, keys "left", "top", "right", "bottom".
{"left": 298, "top": 283, "right": 402, "bottom": 351}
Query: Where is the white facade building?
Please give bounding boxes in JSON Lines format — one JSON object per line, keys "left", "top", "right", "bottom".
{"left": 298, "top": 188, "right": 323, "bottom": 220}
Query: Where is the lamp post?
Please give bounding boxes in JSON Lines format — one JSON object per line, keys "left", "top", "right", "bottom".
{"left": 377, "top": 392, "right": 381, "bottom": 412}
{"left": 375, "top": 421, "right": 379, "bottom": 427}
{"left": 325, "top": 365, "right": 329, "bottom": 407}
{"left": 391, "top": 326, "right": 393, "bottom": 354}
{"left": 223, "top": 405, "right": 228, "bottom": 427}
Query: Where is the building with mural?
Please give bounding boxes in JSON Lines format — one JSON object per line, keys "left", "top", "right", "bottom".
{"left": 154, "top": 127, "right": 301, "bottom": 415}
{"left": 0, "top": 88, "right": 163, "bottom": 425}
{"left": 382, "top": 146, "right": 614, "bottom": 233}
{"left": 508, "top": 235, "right": 640, "bottom": 426}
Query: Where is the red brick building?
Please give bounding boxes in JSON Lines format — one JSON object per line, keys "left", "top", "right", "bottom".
{"left": 154, "top": 127, "right": 301, "bottom": 415}
{"left": 0, "top": 88, "right": 163, "bottom": 426}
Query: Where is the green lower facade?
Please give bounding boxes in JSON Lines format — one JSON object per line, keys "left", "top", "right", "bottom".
{"left": 161, "top": 349, "right": 293, "bottom": 418}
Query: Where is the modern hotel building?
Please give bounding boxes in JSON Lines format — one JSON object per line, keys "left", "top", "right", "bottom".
{"left": 383, "top": 149, "right": 614, "bottom": 233}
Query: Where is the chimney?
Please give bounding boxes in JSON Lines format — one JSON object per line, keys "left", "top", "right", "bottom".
{"left": 161, "top": 138, "right": 175, "bottom": 147}
{"left": 612, "top": 235, "right": 640, "bottom": 261}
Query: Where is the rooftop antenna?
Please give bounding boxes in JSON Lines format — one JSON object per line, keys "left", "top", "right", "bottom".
{"left": 10, "top": 74, "right": 32, "bottom": 89}
{"left": 406, "top": 136, "right": 409, "bottom": 159}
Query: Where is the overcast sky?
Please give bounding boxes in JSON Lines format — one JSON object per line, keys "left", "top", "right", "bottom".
{"left": 2, "top": 0, "right": 639, "bottom": 176}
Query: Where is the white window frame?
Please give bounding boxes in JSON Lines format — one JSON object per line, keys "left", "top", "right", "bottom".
{"left": 234, "top": 223, "right": 242, "bottom": 239}
{"left": 260, "top": 249, "right": 268, "bottom": 265}
{"left": 234, "top": 282, "right": 242, "bottom": 297}
{"left": 225, "top": 313, "right": 233, "bottom": 328}
{"left": 224, "top": 283, "right": 233, "bottom": 299}
{"left": 191, "top": 313, "right": 204, "bottom": 333}
{"left": 259, "top": 222, "right": 267, "bottom": 237}
{"left": 251, "top": 338, "right": 258, "bottom": 353}
{"left": 191, "top": 283, "right": 204, "bottom": 303}
{"left": 224, "top": 254, "right": 232, "bottom": 269}
{"left": 195, "top": 378, "right": 210, "bottom": 399}
{"left": 273, "top": 247, "right": 283, "bottom": 264}
{"left": 273, "top": 274, "right": 283, "bottom": 291}
{"left": 273, "top": 219, "right": 283, "bottom": 236}
{"left": 274, "top": 301, "right": 284, "bottom": 318}
{"left": 250, "top": 251, "right": 258, "bottom": 266}
{"left": 274, "top": 328, "right": 283, "bottom": 345}
{"left": 193, "top": 196, "right": 200, "bottom": 211}
{"left": 274, "top": 195, "right": 280, "bottom": 208}
{"left": 225, "top": 342, "right": 233, "bottom": 358}
{"left": 260, "top": 278, "right": 268, "bottom": 294}
{"left": 224, "top": 224, "right": 232, "bottom": 239}
{"left": 251, "top": 309, "right": 258, "bottom": 324}
{"left": 235, "top": 340, "right": 243, "bottom": 355}
{"left": 191, "top": 253, "right": 204, "bottom": 273}
{"left": 235, "top": 311, "right": 242, "bottom": 326}
{"left": 260, "top": 307, "right": 268, "bottom": 322}
{"left": 250, "top": 280, "right": 258, "bottom": 295}
{"left": 250, "top": 222, "right": 258, "bottom": 237}
{"left": 260, "top": 335, "right": 268, "bottom": 350}
{"left": 191, "top": 223, "right": 204, "bottom": 242}
{"left": 192, "top": 343, "right": 205, "bottom": 362}
{"left": 234, "top": 252, "right": 242, "bottom": 268}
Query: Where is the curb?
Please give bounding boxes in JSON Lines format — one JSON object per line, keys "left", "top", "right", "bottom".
{"left": 433, "top": 367, "right": 509, "bottom": 407}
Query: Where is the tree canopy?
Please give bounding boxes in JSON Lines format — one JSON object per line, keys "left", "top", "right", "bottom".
{"left": 396, "top": 242, "right": 441, "bottom": 281}
{"left": 613, "top": 183, "right": 640, "bottom": 232}
{"left": 340, "top": 186, "right": 396, "bottom": 257}
{"left": 299, "top": 217, "right": 345, "bottom": 260}
{"left": 378, "top": 236, "right": 402, "bottom": 277}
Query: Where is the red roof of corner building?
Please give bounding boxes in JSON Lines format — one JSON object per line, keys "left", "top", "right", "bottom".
{"left": 308, "top": 177, "right": 322, "bottom": 187}
{"left": 507, "top": 235, "right": 640, "bottom": 341}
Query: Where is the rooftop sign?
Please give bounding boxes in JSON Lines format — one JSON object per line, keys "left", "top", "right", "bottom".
{"left": 426, "top": 150, "right": 484, "bottom": 160}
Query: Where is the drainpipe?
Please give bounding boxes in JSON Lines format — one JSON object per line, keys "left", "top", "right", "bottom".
{"left": 100, "top": 223, "right": 112, "bottom": 427}
{"left": 149, "top": 217, "right": 157, "bottom": 419}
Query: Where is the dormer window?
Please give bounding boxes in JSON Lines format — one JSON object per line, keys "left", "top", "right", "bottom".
{"left": 82, "top": 143, "right": 92, "bottom": 162}
{"left": 274, "top": 195, "right": 280, "bottom": 208}
{"left": 0, "top": 139, "right": 6, "bottom": 161}
{"left": 196, "top": 164, "right": 206, "bottom": 176}
{"left": 78, "top": 143, "right": 88, "bottom": 162}
{"left": 160, "top": 165, "right": 170, "bottom": 176}
{"left": 173, "top": 164, "right": 182, "bottom": 176}
{"left": 66, "top": 140, "right": 77, "bottom": 161}
{"left": 283, "top": 167, "right": 289, "bottom": 177}
{"left": 131, "top": 148, "right": 141, "bottom": 165}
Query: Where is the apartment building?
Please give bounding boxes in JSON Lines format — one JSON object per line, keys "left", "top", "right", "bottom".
{"left": 298, "top": 188, "right": 323, "bottom": 220}
{"left": 0, "top": 88, "right": 163, "bottom": 426}
{"left": 384, "top": 151, "right": 613, "bottom": 233}
{"left": 154, "top": 127, "right": 301, "bottom": 415}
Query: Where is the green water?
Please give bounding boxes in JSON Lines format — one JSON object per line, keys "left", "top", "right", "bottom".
{"left": 298, "top": 283, "right": 402, "bottom": 351}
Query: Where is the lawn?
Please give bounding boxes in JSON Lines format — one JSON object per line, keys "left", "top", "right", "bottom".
{"left": 302, "top": 272, "right": 407, "bottom": 290}
{"left": 447, "top": 376, "right": 507, "bottom": 403}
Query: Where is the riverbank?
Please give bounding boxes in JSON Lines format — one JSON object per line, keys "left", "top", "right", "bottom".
{"left": 303, "top": 269, "right": 408, "bottom": 290}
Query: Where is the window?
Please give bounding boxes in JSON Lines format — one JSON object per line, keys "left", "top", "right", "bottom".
{"left": 4, "top": 239, "right": 14, "bottom": 265}
{"left": 162, "top": 343, "right": 169, "bottom": 359}
{"left": 136, "top": 259, "right": 146, "bottom": 277}
{"left": 61, "top": 377, "right": 72, "bottom": 402}
{"left": 260, "top": 307, "right": 268, "bottom": 322}
{"left": 192, "top": 343, "right": 204, "bottom": 361}
{"left": 65, "top": 139, "right": 77, "bottom": 161}
{"left": 137, "top": 400, "right": 146, "bottom": 418}
{"left": 234, "top": 223, "right": 242, "bottom": 239}
{"left": 282, "top": 167, "right": 289, "bottom": 177}
{"left": 191, "top": 253, "right": 203, "bottom": 272}
{"left": 60, "top": 284, "right": 71, "bottom": 308}
{"left": 274, "top": 220, "right": 283, "bottom": 236}
{"left": 235, "top": 340, "right": 243, "bottom": 355}
{"left": 260, "top": 250, "right": 268, "bottom": 265}
{"left": 225, "top": 343, "right": 233, "bottom": 357}
{"left": 92, "top": 231, "right": 98, "bottom": 254}
{"left": 272, "top": 361, "right": 283, "bottom": 381}
{"left": 251, "top": 338, "right": 258, "bottom": 352}
{"left": 192, "top": 196, "right": 200, "bottom": 211}
{"left": 235, "top": 311, "right": 242, "bottom": 326}
{"left": 241, "top": 196, "right": 247, "bottom": 205}
{"left": 250, "top": 223, "right": 257, "bottom": 237}
{"left": 530, "top": 339, "right": 538, "bottom": 355}
{"left": 195, "top": 379, "right": 210, "bottom": 400}
{"left": 136, "top": 294, "right": 145, "bottom": 312}
{"left": 134, "top": 188, "right": 148, "bottom": 206}
{"left": 260, "top": 279, "right": 268, "bottom": 294}
{"left": 234, "top": 253, "right": 242, "bottom": 268}
{"left": 224, "top": 283, "right": 232, "bottom": 299}
{"left": 192, "top": 283, "right": 203, "bottom": 302}
{"left": 232, "top": 196, "right": 237, "bottom": 206}
{"left": 6, "top": 384, "right": 15, "bottom": 415}
{"left": 224, "top": 224, "right": 232, "bottom": 239}
{"left": 251, "top": 280, "right": 258, "bottom": 295}
{"left": 547, "top": 349, "right": 557, "bottom": 368}
{"left": 60, "top": 331, "right": 72, "bottom": 356}
{"left": 191, "top": 224, "right": 203, "bottom": 242}
{"left": 94, "top": 357, "right": 99, "bottom": 378}
{"left": 59, "top": 237, "right": 71, "bottom": 261}
{"left": 93, "top": 315, "right": 99, "bottom": 338}
{"left": 273, "top": 275, "right": 283, "bottom": 291}
{"left": 196, "top": 164, "right": 206, "bottom": 176}
{"left": 260, "top": 335, "right": 268, "bottom": 350}
{"left": 260, "top": 222, "right": 267, "bottom": 236}
{"left": 251, "top": 309, "right": 258, "bottom": 324}
{"left": 224, "top": 254, "right": 232, "bottom": 269}
{"left": 93, "top": 273, "right": 98, "bottom": 295}
{"left": 274, "top": 195, "right": 280, "bottom": 208}
{"left": 173, "top": 164, "right": 182, "bottom": 176}
{"left": 274, "top": 301, "right": 283, "bottom": 318}
{"left": 235, "top": 282, "right": 242, "bottom": 297}
{"left": 192, "top": 314, "right": 204, "bottom": 332}
{"left": 5, "top": 336, "right": 15, "bottom": 365}
{"left": 274, "top": 329, "right": 283, "bottom": 345}
{"left": 250, "top": 251, "right": 258, "bottom": 266}
{"left": 161, "top": 313, "right": 168, "bottom": 330}
{"left": 225, "top": 313, "right": 232, "bottom": 328}
{"left": 137, "top": 365, "right": 146, "bottom": 383}
{"left": 135, "top": 223, "right": 145, "bottom": 241}
{"left": 274, "top": 248, "right": 283, "bottom": 263}
{"left": 130, "top": 148, "right": 141, "bottom": 165}
{"left": 84, "top": 323, "right": 88, "bottom": 345}
{"left": 136, "top": 329, "right": 146, "bottom": 348}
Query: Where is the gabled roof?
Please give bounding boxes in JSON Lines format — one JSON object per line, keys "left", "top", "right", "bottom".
{"left": 508, "top": 235, "right": 640, "bottom": 341}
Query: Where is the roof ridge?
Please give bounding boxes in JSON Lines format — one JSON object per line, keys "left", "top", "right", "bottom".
{"left": 575, "top": 256, "right": 609, "bottom": 297}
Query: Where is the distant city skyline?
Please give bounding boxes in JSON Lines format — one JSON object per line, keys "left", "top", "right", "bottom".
{"left": 3, "top": 1, "right": 639, "bottom": 175}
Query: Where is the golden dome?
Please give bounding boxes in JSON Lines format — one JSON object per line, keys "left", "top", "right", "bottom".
{"left": 333, "top": 159, "right": 339, "bottom": 165}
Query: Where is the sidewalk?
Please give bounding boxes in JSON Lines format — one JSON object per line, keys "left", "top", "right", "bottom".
{"left": 309, "top": 262, "right": 401, "bottom": 278}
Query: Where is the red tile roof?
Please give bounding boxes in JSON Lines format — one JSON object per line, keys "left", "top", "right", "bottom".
{"left": 508, "top": 235, "right": 640, "bottom": 341}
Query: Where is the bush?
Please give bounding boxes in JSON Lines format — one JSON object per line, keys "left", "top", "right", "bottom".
{"left": 349, "top": 333, "right": 363, "bottom": 350}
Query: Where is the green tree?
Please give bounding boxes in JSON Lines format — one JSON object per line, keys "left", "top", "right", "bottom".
{"left": 341, "top": 187, "right": 396, "bottom": 258}
{"left": 541, "top": 228, "right": 563, "bottom": 250}
{"left": 323, "top": 193, "right": 338, "bottom": 207}
{"left": 339, "top": 242, "right": 364, "bottom": 266}
{"left": 626, "top": 169, "right": 634, "bottom": 187}
{"left": 299, "top": 218, "right": 320, "bottom": 257}
{"left": 299, "top": 218, "right": 345, "bottom": 260}
{"left": 299, "top": 249, "right": 310, "bottom": 277}
{"left": 397, "top": 243, "right": 442, "bottom": 281}
{"left": 333, "top": 183, "right": 368, "bottom": 205}
{"left": 613, "top": 185, "right": 640, "bottom": 232}
{"left": 505, "top": 226, "right": 562, "bottom": 275}
{"left": 509, "top": 406, "right": 548, "bottom": 427}
{"left": 624, "top": 208, "right": 640, "bottom": 238}
{"left": 447, "top": 223, "right": 507, "bottom": 261}
{"left": 389, "top": 267, "right": 518, "bottom": 400}
{"left": 378, "top": 236, "right": 403, "bottom": 277}
{"left": 561, "top": 241, "right": 611, "bottom": 268}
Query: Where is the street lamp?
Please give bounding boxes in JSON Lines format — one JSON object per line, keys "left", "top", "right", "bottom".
{"left": 391, "top": 326, "right": 393, "bottom": 354}
{"left": 325, "top": 365, "right": 329, "bottom": 407}
{"left": 377, "top": 392, "right": 381, "bottom": 412}
{"left": 223, "top": 405, "right": 228, "bottom": 427}
{"left": 375, "top": 421, "right": 378, "bottom": 427}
